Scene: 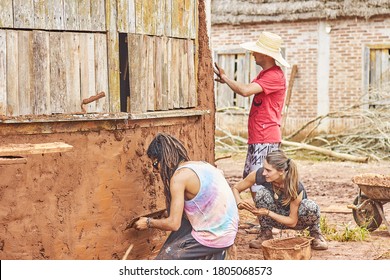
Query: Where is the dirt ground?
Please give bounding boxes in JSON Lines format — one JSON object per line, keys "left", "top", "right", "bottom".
{"left": 215, "top": 152, "right": 390, "bottom": 260}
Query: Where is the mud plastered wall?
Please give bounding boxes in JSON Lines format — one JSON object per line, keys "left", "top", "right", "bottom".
{"left": 0, "top": 0, "right": 215, "bottom": 260}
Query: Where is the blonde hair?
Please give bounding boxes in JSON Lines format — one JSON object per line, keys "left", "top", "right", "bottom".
{"left": 266, "top": 150, "right": 299, "bottom": 206}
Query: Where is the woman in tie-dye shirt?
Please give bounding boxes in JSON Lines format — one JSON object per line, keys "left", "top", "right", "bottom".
{"left": 134, "top": 133, "right": 239, "bottom": 260}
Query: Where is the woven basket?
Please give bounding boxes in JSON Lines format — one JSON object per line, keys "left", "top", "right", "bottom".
{"left": 262, "top": 236, "right": 313, "bottom": 260}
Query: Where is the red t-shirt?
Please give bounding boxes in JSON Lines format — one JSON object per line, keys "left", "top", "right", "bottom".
{"left": 248, "top": 65, "right": 286, "bottom": 144}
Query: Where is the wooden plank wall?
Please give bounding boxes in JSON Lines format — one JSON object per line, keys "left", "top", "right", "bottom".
{"left": 0, "top": 30, "right": 109, "bottom": 116}
{"left": 128, "top": 34, "right": 196, "bottom": 113}
{"left": 117, "top": 0, "right": 197, "bottom": 39}
{"left": 0, "top": 30, "right": 6, "bottom": 115}
{"left": 8, "top": 0, "right": 106, "bottom": 31}
{"left": 364, "top": 47, "right": 390, "bottom": 109}
{"left": 213, "top": 49, "right": 257, "bottom": 110}
{"left": 0, "top": 0, "right": 198, "bottom": 116}
{"left": 370, "top": 49, "right": 390, "bottom": 91}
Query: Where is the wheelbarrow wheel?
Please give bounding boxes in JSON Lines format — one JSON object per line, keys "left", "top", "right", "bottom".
{"left": 352, "top": 195, "right": 383, "bottom": 231}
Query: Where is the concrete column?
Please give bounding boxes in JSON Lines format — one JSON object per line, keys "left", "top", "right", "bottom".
{"left": 317, "top": 21, "right": 331, "bottom": 132}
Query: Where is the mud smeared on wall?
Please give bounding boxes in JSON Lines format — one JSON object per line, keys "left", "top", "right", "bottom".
{"left": 0, "top": 0, "right": 214, "bottom": 260}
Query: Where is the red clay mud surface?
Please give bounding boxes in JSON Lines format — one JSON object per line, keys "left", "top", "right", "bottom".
{"left": 216, "top": 155, "right": 390, "bottom": 260}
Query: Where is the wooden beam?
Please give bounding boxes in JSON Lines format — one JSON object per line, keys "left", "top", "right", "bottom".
{"left": 0, "top": 157, "right": 27, "bottom": 165}
{"left": 321, "top": 205, "right": 351, "bottom": 214}
{"left": 0, "top": 142, "right": 73, "bottom": 156}
{"left": 281, "top": 140, "right": 369, "bottom": 163}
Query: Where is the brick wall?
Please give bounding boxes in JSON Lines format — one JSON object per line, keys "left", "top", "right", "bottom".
{"left": 211, "top": 16, "right": 390, "bottom": 136}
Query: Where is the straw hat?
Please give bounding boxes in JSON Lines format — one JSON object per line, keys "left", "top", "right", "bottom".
{"left": 240, "top": 31, "right": 290, "bottom": 68}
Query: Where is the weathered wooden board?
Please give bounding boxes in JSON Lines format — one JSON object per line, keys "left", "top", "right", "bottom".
{"left": 171, "top": 38, "right": 180, "bottom": 108}
{"left": 32, "top": 31, "right": 50, "bottom": 115}
{"left": 0, "top": 0, "right": 13, "bottom": 28}
{"left": 64, "top": 0, "right": 79, "bottom": 30}
{"left": 47, "top": 0, "right": 64, "bottom": 30}
{"left": 0, "top": 142, "right": 73, "bottom": 156}
{"left": 235, "top": 53, "right": 249, "bottom": 108}
{"left": 370, "top": 50, "right": 376, "bottom": 90}
{"left": 171, "top": 0, "right": 197, "bottom": 39}
{"left": 142, "top": 0, "right": 157, "bottom": 35}
{"left": 49, "top": 32, "right": 67, "bottom": 114}
{"left": 155, "top": 36, "right": 169, "bottom": 111}
{"left": 80, "top": 33, "right": 96, "bottom": 112}
{"left": 215, "top": 54, "right": 234, "bottom": 108}
{"left": 187, "top": 39, "right": 197, "bottom": 107}
{"left": 78, "top": 0, "right": 91, "bottom": 31}
{"left": 167, "top": 37, "right": 173, "bottom": 109}
{"left": 161, "top": 36, "right": 169, "bottom": 110}
{"left": 180, "top": 39, "right": 189, "bottom": 108}
{"left": 128, "top": 34, "right": 142, "bottom": 113}
{"left": 146, "top": 35, "right": 155, "bottom": 111}
{"left": 381, "top": 49, "right": 389, "bottom": 85}
{"left": 6, "top": 31, "right": 18, "bottom": 116}
{"left": 117, "top": 0, "right": 136, "bottom": 33}
{"left": 14, "top": 0, "right": 34, "bottom": 29}
{"left": 321, "top": 205, "right": 351, "bottom": 214}
{"left": 165, "top": 0, "right": 173, "bottom": 37}
{"left": 34, "top": 0, "right": 46, "bottom": 30}
{"left": 94, "top": 34, "right": 109, "bottom": 112}
{"left": 171, "top": 0, "right": 183, "bottom": 38}
{"left": 135, "top": 0, "right": 172, "bottom": 36}
{"left": 155, "top": 36, "right": 163, "bottom": 110}
{"left": 18, "top": 31, "right": 33, "bottom": 115}
{"left": 184, "top": 0, "right": 196, "bottom": 39}
{"left": 0, "top": 30, "right": 6, "bottom": 115}
{"left": 0, "top": 156, "right": 27, "bottom": 165}
{"left": 91, "top": 0, "right": 105, "bottom": 31}
{"left": 156, "top": 0, "right": 165, "bottom": 36}
{"left": 140, "top": 35, "right": 148, "bottom": 112}
{"left": 106, "top": 0, "right": 120, "bottom": 113}
{"left": 64, "top": 32, "right": 81, "bottom": 112}
{"left": 135, "top": 0, "right": 143, "bottom": 34}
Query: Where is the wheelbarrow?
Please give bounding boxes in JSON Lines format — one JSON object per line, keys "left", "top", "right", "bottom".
{"left": 347, "top": 173, "right": 390, "bottom": 235}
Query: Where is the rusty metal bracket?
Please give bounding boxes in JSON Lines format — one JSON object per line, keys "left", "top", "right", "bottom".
{"left": 81, "top": 92, "right": 106, "bottom": 113}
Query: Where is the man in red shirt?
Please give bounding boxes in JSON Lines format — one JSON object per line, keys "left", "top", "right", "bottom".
{"left": 214, "top": 31, "right": 290, "bottom": 248}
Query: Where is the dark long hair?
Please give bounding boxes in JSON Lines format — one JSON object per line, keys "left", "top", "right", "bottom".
{"left": 266, "top": 150, "right": 299, "bottom": 206}
{"left": 146, "top": 133, "right": 190, "bottom": 208}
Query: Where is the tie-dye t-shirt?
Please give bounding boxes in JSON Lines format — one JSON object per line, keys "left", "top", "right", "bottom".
{"left": 177, "top": 162, "right": 239, "bottom": 248}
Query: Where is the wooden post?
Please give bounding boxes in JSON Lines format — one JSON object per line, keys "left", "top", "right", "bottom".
{"left": 0, "top": 142, "right": 73, "bottom": 156}
{"left": 281, "top": 64, "right": 298, "bottom": 136}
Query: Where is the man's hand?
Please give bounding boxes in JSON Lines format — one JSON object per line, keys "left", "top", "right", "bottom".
{"left": 134, "top": 217, "right": 149, "bottom": 230}
{"left": 213, "top": 62, "right": 226, "bottom": 83}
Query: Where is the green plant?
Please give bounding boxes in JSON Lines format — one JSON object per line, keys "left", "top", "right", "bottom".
{"left": 319, "top": 216, "right": 337, "bottom": 236}
{"left": 329, "top": 222, "right": 371, "bottom": 242}
{"left": 318, "top": 216, "right": 370, "bottom": 242}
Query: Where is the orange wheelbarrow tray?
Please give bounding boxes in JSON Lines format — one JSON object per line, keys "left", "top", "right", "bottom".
{"left": 348, "top": 173, "right": 390, "bottom": 235}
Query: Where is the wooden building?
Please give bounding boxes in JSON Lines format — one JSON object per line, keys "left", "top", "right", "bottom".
{"left": 0, "top": 0, "right": 216, "bottom": 259}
